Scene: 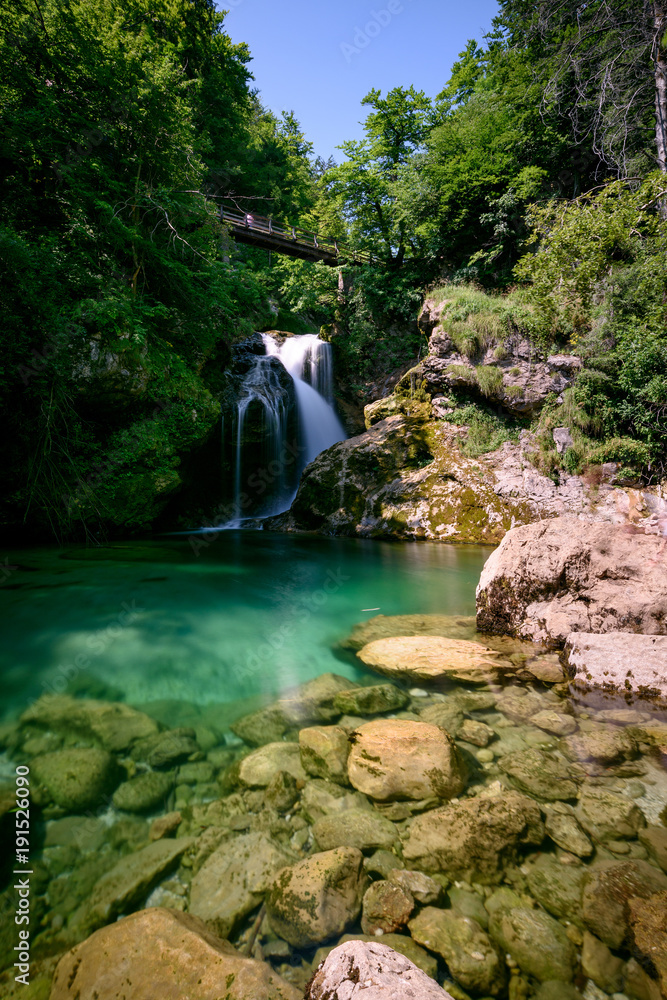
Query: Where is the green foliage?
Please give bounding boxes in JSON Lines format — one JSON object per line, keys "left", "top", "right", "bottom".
{"left": 430, "top": 283, "right": 538, "bottom": 352}
{"left": 475, "top": 365, "right": 504, "bottom": 397}
{"left": 440, "top": 404, "right": 520, "bottom": 457}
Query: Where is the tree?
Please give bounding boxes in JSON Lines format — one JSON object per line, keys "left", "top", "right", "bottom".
{"left": 497, "top": 0, "right": 667, "bottom": 177}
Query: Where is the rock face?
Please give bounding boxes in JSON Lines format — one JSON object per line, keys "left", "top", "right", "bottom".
{"left": 565, "top": 632, "right": 667, "bottom": 702}
{"left": 50, "top": 907, "right": 301, "bottom": 1000}
{"left": 189, "top": 832, "right": 295, "bottom": 938}
{"left": 347, "top": 719, "right": 468, "bottom": 802}
{"left": 306, "top": 940, "right": 455, "bottom": 1000}
{"left": 402, "top": 790, "right": 544, "bottom": 881}
{"left": 357, "top": 636, "right": 502, "bottom": 684}
{"left": 476, "top": 517, "right": 667, "bottom": 646}
{"left": 266, "top": 847, "right": 367, "bottom": 948}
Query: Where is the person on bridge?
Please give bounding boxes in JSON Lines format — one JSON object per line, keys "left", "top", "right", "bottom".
{"left": 245, "top": 213, "right": 254, "bottom": 228}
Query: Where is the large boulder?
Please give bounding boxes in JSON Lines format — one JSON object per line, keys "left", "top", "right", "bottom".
{"left": 347, "top": 719, "right": 468, "bottom": 802}
{"left": 409, "top": 906, "right": 504, "bottom": 995}
{"left": 50, "top": 907, "right": 301, "bottom": 1000}
{"left": 357, "top": 636, "right": 502, "bottom": 684}
{"left": 476, "top": 517, "right": 667, "bottom": 647}
{"left": 266, "top": 847, "right": 367, "bottom": 948}
{"left": 32, "top": 748, "right": 120, "bottom": 812}
{"left": 21, "top": 694, "right": 159, "bottom": 752}
{"left": 564, "top": 632, "right": 667, "bottom": 702}
{"left": 306, "top": 940, "right": 454, "bottom": 1000}
{"left": 402, "top": 789, "right": 544, "bottom": 881}
{"left": 189, "top": 832, "right": 296, "bottom": 939}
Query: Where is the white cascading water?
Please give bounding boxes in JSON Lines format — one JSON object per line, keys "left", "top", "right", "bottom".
{"left": 263, "top": 334, "right": 345, "bottom": 464}
{"left": 223, "top": 334, "right": 345, "bottom": 526}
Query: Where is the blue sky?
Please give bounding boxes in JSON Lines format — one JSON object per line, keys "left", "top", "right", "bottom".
{"left": 220, "top": 0, "right": 500, "bottom": 162}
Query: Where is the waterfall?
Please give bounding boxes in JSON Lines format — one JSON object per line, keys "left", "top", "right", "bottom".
{"left": 263, "top": 334, "right": 345, "bottom": 465}
{"left": 221, "top": 333, "right": 345, "bottom": 527}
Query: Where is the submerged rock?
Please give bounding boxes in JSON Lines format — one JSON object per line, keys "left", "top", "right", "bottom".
{"left": 402, "top": 789, "right": 544, "bottom": 881}
{"left": 21, "top": 694, "right": 159, "bottom": 752}
{"left": 582, "top": 859, "right": 667, "bottom": 949}
{"left": 347, "top": 719, "right": 468, "bottom": 802}
{"left": 498, "top": 748, "right": 579, "bottom": 801}
{"left": 238, "top": 743, "right": 306, "bottom": 787}
{"left": 83, "top": 836, "right": 194, "bottom": 929}
{"left": 542, "top": 802, "right": 593, "bottom": 857}
{"left": 333, "top": 684, "right": 410, "bottom": 716}
{"left": 341, "top": 614, "right": 478, "bottom": 651}
{"left": 357, "top": 635, "right": 502, "bottom": 684}
{"left": 299, "top": 725, "right": 350, "bottom": 784}
{"left": 312, "top": 808, "right": 398, "bottom": 852}
{"left": 409, "top": 905, "right": 504, "bottom": 995}
{"left": 361, "top": 879, "right": 414, "bottom": 934}
{"left": 50, "top": 907, "right": 301, "bottom": 1000}
{"left": 388, "top": 869, "right": 442, "bottom": 905}
{"left": 306, "top": 940, "right": 454, "bottom": 1000}
{"left": 627, "top": 890, "right": 667, "bottom": 995}
{"left": 189, "top": 832, "right": 295, "bottom": 939}
{"left": 231, "top": 674, "right": 354, "bottom": 746}
{"left": 476, "top": 517, "right": 667, "bottom": 647}
{"left": 488, "top": 905, "right": 576, "bottom": 982}
{"left": 32, "top": 748, "right": 120, "bottom": 812}
{"left": 112, "top": 771, "right": 174, "bottom": 813}
{"left": 526, "top": 857, "right": 586, "bottom": 923}
{"left": 266, "top": 847, "right": 367, "bottom": 948}
{"left": 574, "top": 783, "right": 646, "bottom": 842}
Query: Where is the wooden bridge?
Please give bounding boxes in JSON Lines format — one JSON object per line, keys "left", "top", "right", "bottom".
{"left": 220, "top": 206, "right": 376, "bottom": 266}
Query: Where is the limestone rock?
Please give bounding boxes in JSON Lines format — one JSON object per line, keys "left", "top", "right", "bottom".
{"left": 575, "top": 783, "right": 646, "bottom": 842}
{"left": 526, "top": 857, "right": 586, "bottom": 923}
{"left": 317, "top": 933, "right": 439, "bottom": 980}
{"left": 531, "top": 710, "right": 577, "bottom": 737}
{"left": 32, "top": 748, "right": 120, "bottom": 813}
{"left": 341, "top": 614, "right": 478, "bottom": 651}
{"left": 112, "top": 771, "right": 173, "bottom": 813}
{"left": 488, "top": 905, "right": 576, "bottom": 982}
{"left": 403, "top": 790, "right": 544, "bottom": 881}
{"left": 418, "top": 702, "right": 465, "bottom": 737}
{"left": 361, "top": 879, "right": 414, "bottom": 934}
{"left": 582, "top": 860, "right": 667, "bottom": 948}
{"left": 409, "top": 906, "right": 504, "bottom": 995}
{"left": 347, "top": 719, "right": 467, "bottom": 802}
{"left": 562, "top": 725, "right": 639, "bottom": 765}
{"left": 333, "top": 684, "right": 410, "bottom": 716}
{"left": 627, "top": 891, "right": 667, "bottom": 995}
{"left": 84, "top": 836, "right": 194, "bottom": 929}
{"left": 21, "top": 694, "right": 159, "bottom": 752}
{"left": 264, "top": 771, "right": 299, "bottom": 813}
{"left": 150, "top": 811, "right": 182, "bottom": 841}
{"left": 50, "top": 907, "right": 301, "bottom": 1000}
{"left": 357, "top": 635, "right": 502, "bottom": 684}
{"left": 499, "top": 748, "right": 578, "bottom": 802}
{"left": 388, "top": 869, "right": 441, "bottom": 905}
{"left": 238, "top": 743, "right": 306, "bottom": 787}
{"left": 581, "top": 930, "right": 624, "bottom": 994}
{"left": 458, "top": 718, "right": 494, "bottom": 747}
{"left": 189, "top": 832, "right": 295, "bottom": 939}
{"left": 231, "top": 674, "right": 355, "bottom": 746}
{"left": 299, "top": 725, "right": 350, "bottom": 784}
{"left": 266, "top": 847, "right": 367, "bottom": 948}
{"left": 638, "top": 826, "right": 667, "bottom": 872}
{"left": 306, "top": 939, "right": 454, "bottom": 1000}
{"left": 300, "top": 779, "right": 369, "bottom": 825}
{"left": 313, "top": 808, "right": 398, "bottom": 853}
{"left": 144, "top": 727, "right": 199, "bottom": 768}
{"left": 476, "top": 517, "right": 667, "bottom": 647}
{"left": 543, "top": 803, "right": 593, "bottom": 857}
{"left": 565, "top": 632, "right": 667, "bottom": 702}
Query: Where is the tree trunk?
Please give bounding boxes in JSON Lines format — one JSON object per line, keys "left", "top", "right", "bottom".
{"left": 654, "top": 1, "right": 667, "bottom": 172}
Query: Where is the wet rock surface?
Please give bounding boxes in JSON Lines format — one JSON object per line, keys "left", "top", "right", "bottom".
{"left": 306, "top": 940, "right": 455, "bottom": 999}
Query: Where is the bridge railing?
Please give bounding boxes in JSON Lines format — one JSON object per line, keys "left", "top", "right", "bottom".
{"left": 220, "top": 206, "right": 376, "bottom": 264}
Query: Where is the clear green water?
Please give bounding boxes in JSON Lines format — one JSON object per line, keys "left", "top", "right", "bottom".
{"left": 0, "top": 533, "right": 490, "bottom": 718}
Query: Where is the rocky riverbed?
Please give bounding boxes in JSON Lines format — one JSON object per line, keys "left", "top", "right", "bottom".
{"left": 0, "top": 613, "right": 666, "bottom": 1000}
